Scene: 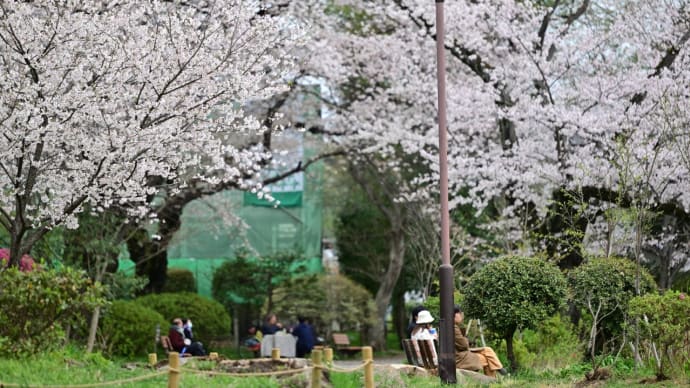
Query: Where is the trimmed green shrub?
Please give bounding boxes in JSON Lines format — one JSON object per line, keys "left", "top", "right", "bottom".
{"left": 99, "top": 300, "right": 167, "bottom": 357}
{"left": 464, "top": 256, "right": 567, "bottom": 370}
{"left": 271, "top": 274, "right": 378, "bottom": 338}
{"left": 628, "top": 290, "right": 690, "bottom": 379}
{"left": 569, "top": 257, "right": 656, "bottom": 336}
{"left": 162, "top": 268, "right": 197, "bottom": 293}
{"left": 0, "top": 266, "right": 105, "bottom": 356}
{"left": 135, "top": 292, "right": 230, "bottom": 343}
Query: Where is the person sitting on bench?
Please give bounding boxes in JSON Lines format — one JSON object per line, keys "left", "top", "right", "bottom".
{"left": 454, "top": 305, "right": 506, "bottom": 377}
{"left": 244, "top": 324, "right": 262, "bottom": 357}
{"left": 261, "top": 313, "right": 283, "bottom": 335}
{"left": 410, "top": 310, "right": 438, "bottom": 341}
{"left": 406, "top": 305, "right": 427, "bottom": 338}
{"left": 169, "top": 317, "right": 206, "bottom": 356}
{"left": 410, "top": 310, "right": 438, "bottom": 366}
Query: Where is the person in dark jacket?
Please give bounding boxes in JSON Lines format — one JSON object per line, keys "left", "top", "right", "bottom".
{"left": 261, "top": 313, "right": 283, "bottom": 335}
{"left": 182, "top": 318, "right": 194, "bottom": 340}
{"left": 291, "top": 316, "right": 316, "bottom": 357}
{"left": 169, "top": 317, "right": 206, "bottom": 356}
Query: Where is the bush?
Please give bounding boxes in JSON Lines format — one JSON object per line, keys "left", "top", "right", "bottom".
{"left": 0, "top": 266, "right": 105, "bottom": 356}
{"left": 99, "top": 300, "right": 167, "bottom": 357}
{"left": 162, "top": 268, "right": 197, "bottom": 293}
{"left": 212, "top": 256, "right": 265, "bottom": 312}
{"left": 569, "top": 257, "right": 656, "bottom": 337}
{"left": 0, "top": 248, "right": 37, "bottom": 272}
{"left": 520, "top": 314, "right": 583, "bottom": 370}
{"left": 271, "top": 274, "right": 378, "bottom": 338}
{"left": 423, "top": 290, "right": 463, "bottom": 322}
{"left": 497, "top": 336, "right": 534, "bottom": 368}
{"left": 464, "top": 256, "right": 567, "bottom": 370}
{"left": 135, "top": 292, "right": 231, "bottom": 344}
{"left": 628, "top": 290, "right": 690, "bottom": 378}
{"left": 102, "top": 272, "right": 148, "bottom": 301}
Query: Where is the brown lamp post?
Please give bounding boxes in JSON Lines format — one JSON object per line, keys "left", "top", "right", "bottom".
{"left": 434, "top": 0, "right": 457, "bottom": 384}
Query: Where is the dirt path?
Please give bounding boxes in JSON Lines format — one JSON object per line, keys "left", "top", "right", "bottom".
{"left": 332, "top": 355, "right": 407, "bottom": 369}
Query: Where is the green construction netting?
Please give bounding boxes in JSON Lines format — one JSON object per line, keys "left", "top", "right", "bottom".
{"left": 119, "top": 130, "right": 326, "bottom": 299}
{"left": 118, "top": 256, "right": 322, "bottom": 298}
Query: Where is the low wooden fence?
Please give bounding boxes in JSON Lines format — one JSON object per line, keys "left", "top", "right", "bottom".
{"left": 0, "top": 347, "right": 375, "bottom": 388}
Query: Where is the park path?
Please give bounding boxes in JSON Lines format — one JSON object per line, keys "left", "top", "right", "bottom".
{"left": 332, "top": 355, "right": 407, "bottom": 369}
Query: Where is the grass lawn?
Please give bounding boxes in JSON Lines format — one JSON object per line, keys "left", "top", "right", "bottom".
{"left": 0, "top": 344, "right": 690, "bottom": 388}
{"left": 1, "top": 345, "right": 687, "bottom": 387}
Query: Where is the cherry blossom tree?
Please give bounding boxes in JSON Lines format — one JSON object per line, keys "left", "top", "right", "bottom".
{"left": 287, "top": 0, "right": 690, "bottom": 268}
{"left": 0, "top": 0, "right": 302, "bottom": 267}
{"left": 232, "top": 1, "right": 690, "bottom": 347}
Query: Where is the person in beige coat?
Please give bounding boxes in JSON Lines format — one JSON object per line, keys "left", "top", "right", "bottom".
{"left": 454, "top": 305, "right": 507, "bottom": 377}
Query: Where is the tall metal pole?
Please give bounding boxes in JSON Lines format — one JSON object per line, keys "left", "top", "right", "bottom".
{"left": 435, "top": 0, "right": 457, "bottom": 384}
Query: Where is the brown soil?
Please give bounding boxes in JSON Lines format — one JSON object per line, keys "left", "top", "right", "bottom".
{"left": 217, "top": 358, "right": 306, "bottom": 373}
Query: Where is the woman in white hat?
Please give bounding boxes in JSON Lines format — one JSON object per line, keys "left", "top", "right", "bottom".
{"left": 410, "top": 310, "right": 438, "bottom": 341}
{"left": 410, "top": 309, "right": 439, "bottom": 366}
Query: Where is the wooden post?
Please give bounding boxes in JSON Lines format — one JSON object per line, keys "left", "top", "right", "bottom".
{"left": 324, "top": 347, "right": 333, "bottom": 365}
{"left": 148, "top": 353, "right": 157, "bottom": 367}
{"left": 168, "top": 352, "right": 180, "bottom": 388}
{"left": 362, "top": 346, "right": 374, "bottom": 388}
{"left": 271, "top": 348, "right": 280, "bottom": 360}
{"left": 311, "top": 348, "right": 323, "bottom": 388}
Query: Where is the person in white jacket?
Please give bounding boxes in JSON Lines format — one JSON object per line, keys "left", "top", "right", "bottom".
{"left": 410, "top": 310, "right": 438, "bottom": 365}
{"left": 410, "top": 310, "right": 438, "bottom": 340}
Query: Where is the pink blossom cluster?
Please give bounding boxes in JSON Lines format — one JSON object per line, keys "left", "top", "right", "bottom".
{"left": 0, "top": 248, "right": 37, "bottom": 272}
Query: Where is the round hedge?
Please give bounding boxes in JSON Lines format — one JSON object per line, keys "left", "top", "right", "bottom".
{"left": 135, "top": 292, "right": 230, "bottom": 343}
{"left": 162, "top": 268, "right": 197, "bottom": 293}
{"left": 569, "top": 257, "right": 656, "bottom": 334}
{"left": 464, "top": 256, "right": 567, "bottom": 336}
{"left": 272, "top": 274, "right": 378, "bottom": 336}
{"left": 629, "top": 290, "right": 690, "bottom": 377}
{"left": 464, "top": 256, "right": 567, "bottom": 370}
{"left": 100, "top": 300, "right": 167, "bottom": 358}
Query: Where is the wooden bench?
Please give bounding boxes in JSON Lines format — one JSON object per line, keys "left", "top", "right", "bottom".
{"left": 160, "top": 335, "right": 191, "bottom": 357}
{"left": 332, "top": 333, "right": 363, "bottom": 355}
{"left": 402, "top": 339, "right": 438, "bottom": 372}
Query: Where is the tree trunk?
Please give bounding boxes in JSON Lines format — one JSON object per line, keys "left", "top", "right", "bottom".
{"left": 86, "top": 256, "right": 113, "bottom": 353}
{"left": 392, "top": 285, "right": 407, "bottom": 349}
{"left": 369, "top": 229, "right": 405, "bottom": 350}
{"left": 505, "top": 327, "right": 518, "bottom": 371}
{"left": 8, "top": 221, "right": 26, "bottom": 268}
{"left": 127, "top": 228, "right": 168, "bottom": 293}
{"left": 86, "top": 306, "right": 101, "bottom": 353}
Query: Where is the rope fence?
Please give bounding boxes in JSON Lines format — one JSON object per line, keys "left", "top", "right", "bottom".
{"left": 0, "top": 346, "right": 376, "bottom": 388}
{"left": 179, "top": 366, "right": 311, "bottom": 377}
{"left": 326, "top": 359, "right": 372, "bottom": 373}
{"left": 171, "top": 346, "right": 376, "bottom": 388}
{"left": 0, "top": 371, "right": 167, "bottom": 388}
